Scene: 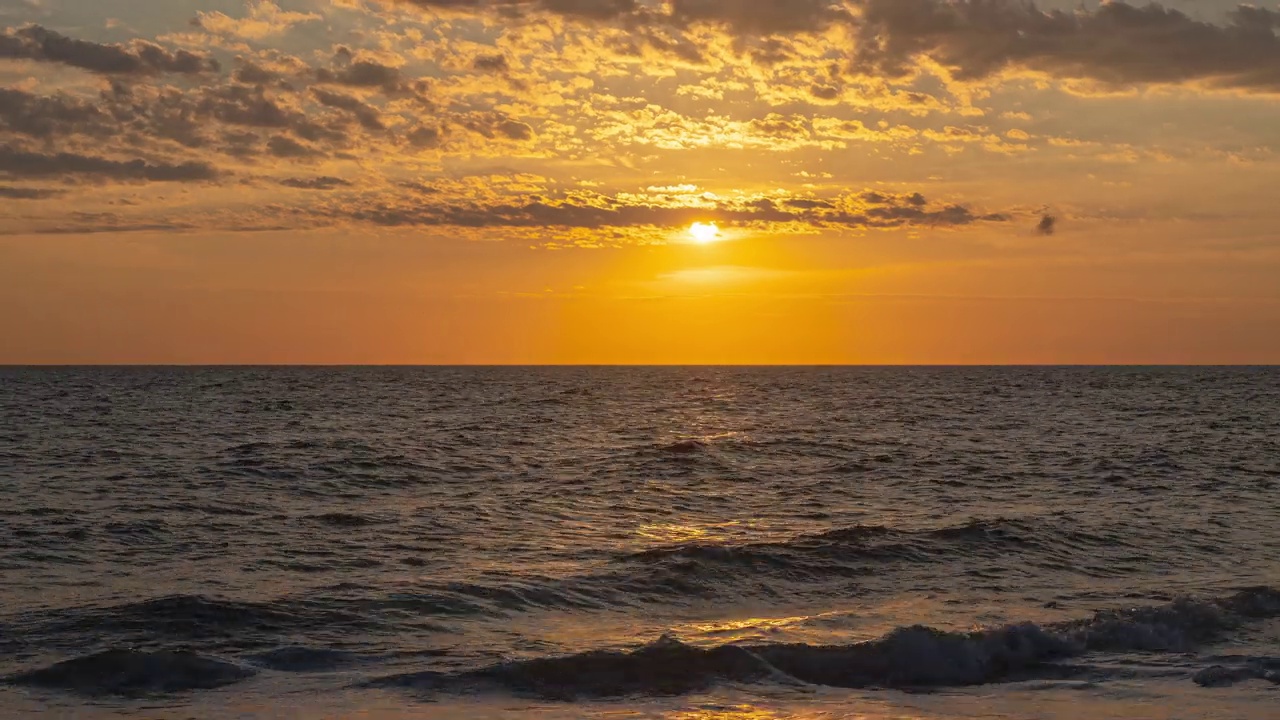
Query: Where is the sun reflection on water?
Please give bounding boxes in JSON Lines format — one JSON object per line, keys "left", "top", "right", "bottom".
{"left": 637, "top": 521, "right": 746, "bottom": 544}
{"left": 670, "top": 707, "right": 782, "bottom": 720}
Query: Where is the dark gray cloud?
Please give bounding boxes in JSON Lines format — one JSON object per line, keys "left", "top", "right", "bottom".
{"left": 0, "top": 76, "right": 411, "bottom": 177}
{"left": 280, "top": 176, "right": 352, "bottom": 190}
{"left": 472, "top": 53, "right": 510, "bottom": 73}
{"left": 393, "top": 0, "right": 847, "bottom": 38}
{"left": 396, "top": 0, "right": 848, "bottom": 30}
{"left": 22, "top": 215, "right": 197, "bottom": 235}
{"left": 233, "top": 59, "right": 283, "bottom": 85}
{"left": 0, "top": 89, "right": 109, "bottom": 138}
{"left": 669, "top": 0, "right": 851, "bottom": 35}
{"left": 317, "top": 59, "right": 402, "bottom": 88}
{"left": 393, "top": 0, "right": 636, "bottom": 21}
{"left": 0, "top": 24, "right": 218, "bottom": 76}
{"left": 456, "top": 111, "right": 534, "bottom": 141}
{"left": 0, "top": 185, "right": 64, "bottom": 199}
{"left": 0, "top": 145, "right": 219, "bottom": 181}
{"left": 315, "top": 53, "right": 430, "bottom": 98}
{"left": 407, "top": 125, "right": 443, "bottom": 148}
{"left": 197, "top": 85, "right": 295, "bottom": 129}
{"left": 193, "top": 85, "right": 345, "bottom": 146}
{"left": 312, "top": 89, "right": 385, "bottom": 130}
{"left": 540, "top": 0, "right": 637, "bottom": 20}
{"left": 399, "top": 180, "right": 441, "bottom": 194}
{"left": 386, "top": 0, "right": 1280, "bottom": 90}
{"left": 266, "top": 135, "right": 320, "bottom": 158}
{"left": 850, "top": 0, "right": 1280, "bottom": 91}
{"left": 1037, "top": 214, "right": 1057, "bottom": 235}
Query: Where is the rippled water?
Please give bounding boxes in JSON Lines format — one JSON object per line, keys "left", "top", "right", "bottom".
{"left": 2, "top": 367, "right": 1279, "bottom": 718}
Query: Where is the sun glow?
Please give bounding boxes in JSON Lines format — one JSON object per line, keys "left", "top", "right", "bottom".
{"left": 688, "top": 222, "right": 721, "bottom": 244}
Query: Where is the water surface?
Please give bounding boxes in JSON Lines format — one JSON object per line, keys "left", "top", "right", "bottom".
{"left": 3, "top": 367, "right": 1278, "bottom": 717}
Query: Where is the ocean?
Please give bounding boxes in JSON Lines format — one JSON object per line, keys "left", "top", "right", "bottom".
{"left": 2, "top": 367, "right": 1278, "bottom": 719}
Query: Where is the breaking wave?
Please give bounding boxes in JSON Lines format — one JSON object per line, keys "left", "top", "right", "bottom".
{"left": 9, "top": 650, "right": 256, "bottom": 696}
{"left": 3, "top": 518, "right": 1244, "bottom": 660}
{"left": 9, "top": 588, "right": 1280, "bottom": 698}
{"left": 373, "top": 587, "right": 1280, "bottom": 700}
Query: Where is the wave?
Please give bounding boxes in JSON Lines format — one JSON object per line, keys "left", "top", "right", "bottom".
{"left": 373, "top": 587, "right": 1280, "bottom": 700}
{"left": 659, "top": 439, "right": 708, "bottom": 454}
{"left": 247, "top": 646, "right": 357, "bottom": 672}
{"left": 1, "top": 518, "right": 1195, "bottom": 655}
{"left": 1193, "top": 663, "right": 1280, "bottom": 688}
{"left": 622, "top": 517, "right": 1124, "bottom": 580}
{"left": 304, "top": 512, "right": 387, "bottom": 528}
{"left": 8, "top": 649, "right": 256, "bottom": 696}
{"left": 6, "top": 595, "right": 381, "bottom": 654}
{"left": 2, "top": 515, "right": 1265, "bottom": 661}
{"left": 10, "top": 588, "right": 1279, "bottom": 698}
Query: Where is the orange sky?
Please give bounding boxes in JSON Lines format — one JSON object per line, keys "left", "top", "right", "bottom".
{"left": 2, "top": 0, "right": 1279, "bottom": 363}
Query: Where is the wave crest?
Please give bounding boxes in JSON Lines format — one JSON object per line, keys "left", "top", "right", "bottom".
{"left": 622, "top": 518, "right": 1101, "bottom": 578}
{"left": 373, "top": 587, "right": 1280, "bottom": 700}
{"left": 9, "top": 650, "right": 255, "bottom": 696}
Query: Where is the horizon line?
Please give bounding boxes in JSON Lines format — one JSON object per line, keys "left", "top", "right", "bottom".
{"left": 3, "top": 363, "right": 1279, "bottom": 369}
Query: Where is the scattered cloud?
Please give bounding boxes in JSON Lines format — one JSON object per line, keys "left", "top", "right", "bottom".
{"left": 851, "top": 0, "right": 1280, "bottom": 93}
{"left": 0, "top": 185, "right": 64, "bottom": 199}
{"left": 1036, "top": 214, "right": 1057, "bottom": 236}
{"left": 0, "top": 24, "right": 218, "bottom": 75}
{"left": 280, "top": 176, "right": 352, "bottom": 190}
{"left": 3, "top": 2, "right": 1277, "bottom": 244}
{"left": 194, "top": 2, "right": 322, "bottom": 41}
{"left": 309, "top": 187, "right": 1010, "bottom": 236}
{"left": 380, "top": 0, "right": 1280, "bottom": 94}
{"left": 0, "top": 145, "right": 219, "bottom": 182}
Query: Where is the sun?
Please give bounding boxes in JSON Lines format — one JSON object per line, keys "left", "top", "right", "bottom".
{"left": 688, "top": 222, "right": 721, "bottom": 244}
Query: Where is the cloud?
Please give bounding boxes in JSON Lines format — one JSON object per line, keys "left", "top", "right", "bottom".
{"left": 0, "top": 38, "right": 510, "bottom": 191}
{"left": 0, "top": 88, "right": 108, "bottom": 138}
{"left": 1036, "top": 214, "right": 1057, "bottom": 235}
{"left": 315, "top": 186, "right": 1010, "bottom": 234}
{"left": 382, "top": 0, "right": 1280, "bottom": 92}
{"left": 391, "top": 0, "right": 637, "bottom": 22}
{"left": 280, "top": 176, "right": 352, "bottom": 190}
{"left": 312, "top": 89, "right": 386, "bottom": 130}
{"left": 193, "top": 84, "right": 346, "bottom": 145}
{"left": 233, "top": 59, "right": 283, "bottom": 84}
{"left": 393, "top": 0, "right": 847, "bottom": 33}
{"left": 314, "top": 53, "right": 428, "bottom": 97}
{"left": 0, "top": 24, "right": 219, "bottom": 75}
{"left": 21, "top": 215, "right": 197, "bottom": 235}
{"left": 0, "top": 185, "right": 64, "bottom": 199}
{"left": 0, "top": 4, "right": 1129, "bottom": 241}
{"left": 196, "top": 84, "right": 296, "bottom": 128}
{"left": 407, "top": 125, "right": 444, "bottom": 147}
{"left": 317, "top": 59, "right": 403, "bottom": 88}
{"left": 452, "top": 111, "right": 535, "bottom": 141}
{"left": 668, "top": 0, "right": 851, "bottom": 35}
{"left": 266, "top": 135, "right": 321, "bottom": 158}
{"left": 472, "top": 52, "right": 510, "bottom": 73}
{"left": 194, "top": 1, "right": 322, "bottom": 40}
{"left": 0, "top": 145, "right": 219, "bottom": 182}
{"left": 850, "top": 0, "right": 1280, "bottom": 92}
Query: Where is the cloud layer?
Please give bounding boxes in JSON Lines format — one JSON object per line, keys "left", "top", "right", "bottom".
{"left": 851, "top": 0, "right": 1280, "bottom": 91}
{"left": 2, "top": 1, "right": 1278, "bottom": 238}
{"left": 0, "top": 24, "right": 218, "bottom": 75}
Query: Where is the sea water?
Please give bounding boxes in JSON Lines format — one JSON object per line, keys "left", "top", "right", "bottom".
{"left": 2, "top": 367, "right": 1278, "bottom": 718}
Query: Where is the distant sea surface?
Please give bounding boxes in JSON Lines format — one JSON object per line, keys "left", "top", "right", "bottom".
{"left": 3, "top": 367, "right": 1279, "bottom": 719}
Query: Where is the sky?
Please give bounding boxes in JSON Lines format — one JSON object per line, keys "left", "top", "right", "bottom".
{"left": 2, "top": 0, "right": 1279, "bottom": 364}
